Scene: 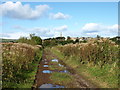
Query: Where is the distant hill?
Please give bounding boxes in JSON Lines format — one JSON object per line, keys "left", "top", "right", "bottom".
{"left": 0, "top": 38, "right": 18, "bottom": 43}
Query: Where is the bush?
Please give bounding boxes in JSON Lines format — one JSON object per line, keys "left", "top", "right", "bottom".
{"left": 18, "top": 34, "right": 42, "bottom": 45}
{"left": 58, "top": 40, "right": 119, "bottom": 68}
{"left": 2, "top": 43, "right": 42, "bottom": 88}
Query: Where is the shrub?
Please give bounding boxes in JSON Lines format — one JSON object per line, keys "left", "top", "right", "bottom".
{"left": 58, "top": 40, "right": 119, "bottom": 68}
{"left": 18, "top": 34, "right": 42, "bottom": 45}
{"left": 2, "top": 43, "right": 42, "bottom": 88}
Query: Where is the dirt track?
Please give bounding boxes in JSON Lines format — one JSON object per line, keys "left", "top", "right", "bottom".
{"left": 33, "top": 49, "right": 99, "bottom": 88}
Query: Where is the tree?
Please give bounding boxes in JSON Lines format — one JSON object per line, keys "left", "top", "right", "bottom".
{"left": 30, "top": 34, "right": 35, "bottom": 39}
{"left": 67, "top": 36, "right": 71, "bottom": 41}
{"left": 18, "top": 37, "right": 28, "bottom": 43}
{"left": 75, "top": 37, "right": 79, "bottom": 43}
{"left": 31, "top": 36, "right": 42, "bottom": 45}
{"left": 55, "top": 37, "right": 65, "bottom": 41}
{"left": 43, "top": 40, "right": 57, "bottom": 47}
{"left": 97, "top": 35, "right": 101, "bottom": 40}
{"left": 18, "top": 34, "right": 42, "bottom": 45}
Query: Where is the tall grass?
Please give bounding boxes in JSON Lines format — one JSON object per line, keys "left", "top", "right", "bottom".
{"left": 2, "top": 43, "right": 42, "bottom": 88}
{"left": 50, "top": 40, "right": 119, "bottom": 88}
{"left": 58, "top": 40, "right": 119, "bottom": 68}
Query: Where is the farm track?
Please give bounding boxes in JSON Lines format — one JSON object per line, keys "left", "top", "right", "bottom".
{"left": 33, "top": 49, "right": 99, "bottom": 89}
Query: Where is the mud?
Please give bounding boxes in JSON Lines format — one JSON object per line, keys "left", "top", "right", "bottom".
{"left": 33, "top": 51, "right": 52, "bottom": 88}
{"left": 33, "top": 49, "right": 99, "bottom": 89}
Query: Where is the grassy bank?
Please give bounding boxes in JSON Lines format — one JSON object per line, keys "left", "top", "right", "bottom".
{"left": 49, "top": 41, "right": 119, "bottom": 88}
{"left": 2, "top": 43, "right": 43, "bottom": 88}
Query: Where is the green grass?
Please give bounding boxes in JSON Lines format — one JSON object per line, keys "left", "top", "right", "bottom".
{"left": 76, "top": 64, "right": 118, "bottom": 88}
{"left": 49, "top": 64, "right": 66, "bottom": 71}
{"left": 86, "top": 65, "right": 118, "bottom": 87}
{"left": 50, "top": 72, "right": 73, "bottom": 86}
{"left": 65, "top": 56, "right": 80, "bottom": 68}
{"left": 49, "top": 47, "right": 119, "bottom": 88}
{"left": 17, "top": 50, "right": 43, "bottom": 88}
{"left": 17, "top": 64, "right": 38, "bottom": 88}
{"left": 3, "top": 63, "right": 39, "bottom": 88}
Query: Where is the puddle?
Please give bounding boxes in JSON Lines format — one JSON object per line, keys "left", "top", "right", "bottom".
{"left": 59, "top": 70, "right": 69, "bottom": 73}
{"left": 51, "top": 59, "right": 58, "bottom": 62}
{"left": 42, "top": 70, "right": 69, "bottom": 73}
{"left": 58, "top": 64, "right": 64, "bottom": 67}
{"left": 43, "top": 65, "right": 49, "bottom": 67}
{"left": 39, "top": 84, "right": 64, "bottom": 88}
{"left": 42, "top": 70, "right": 52, "bottom": 73}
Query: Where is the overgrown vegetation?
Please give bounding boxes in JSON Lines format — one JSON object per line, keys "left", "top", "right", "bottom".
{"left": 110, "top": 36, "right": 120, "bottom": 45}
{"left": 2, "top": 34, "right": 119, "bottom": 88}
{"left": 50, "top": 40, "right": 119, "bottom": 88}
{"left": 2, "top": 43, "right": 43, "bottom": 88}
{"left": 18, "top": 34, "right": 42, "bottom": 45}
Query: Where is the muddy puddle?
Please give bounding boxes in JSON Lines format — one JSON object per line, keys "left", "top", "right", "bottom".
{"left": 58, "top": 63, "right": 64, "bottom": 67}
{"left": 42, "top": 70, "right": 52, "bottom": 73}
{"left": 42, "top": 70, "right": 69, "bottom": 73}
{"left": 34, "top": 51, "right": 98, "bottom": 88}
{"left": 39, "top": 84, "right": 64, "bottom": 88}
{"left": 43, "top": 65, "right": 49, "bottom": 67}
{"left": 51, "top": 59, "right": 58, "bottom": 62}
{"left": 35, "top": 58, "right": 70, "bottom": 88}
{"left": 42, "top": 59, "right": 69, "bottom": 73}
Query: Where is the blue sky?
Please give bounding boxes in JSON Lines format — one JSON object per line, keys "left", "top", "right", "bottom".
{"left": 0, "top": 2, "right": 118, "bottom": 39}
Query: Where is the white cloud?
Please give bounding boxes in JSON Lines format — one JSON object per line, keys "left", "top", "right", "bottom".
{"left": 82, "top": 23, "right": 102, "bottom": 33}
{"left": 1, "top": 25, "right": 69, "bottom": 39}
{"left": 30, "top": 27, "right": 54, "bottom": 37}
{"left": 30, "top": 26, "right": 68, "bottom": 38}
{"left": 50, "top": 12, "right": 70, "bottom": 19}
{"left": 1, "top": 30, "right": 54, "bottom": 39}
{"left": 0, "top": 33, "right": 10, "bottom": 38}
{"left": 82, "top": 23, "right": 118, "bottom": 32}
{"left": 53, "top": 25, "right": 68, "bottom": 32}
{"left": 0, "top": 1, "right": 50, "bottom": 20}
{"left": 86, "top": 32, "right": 98, "bottom": 36}
{"left": 81, "top": 23, "right": 118, "bottom": 37}
{"left": 107, "top": 24, "right": 118, "bottom": 30}
{"left": 0, "top": 32, "right": 29, "bottom": 39}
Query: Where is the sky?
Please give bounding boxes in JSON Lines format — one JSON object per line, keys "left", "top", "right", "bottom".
{"left": 0, "top": 1, "right": 118, "bottom": 39}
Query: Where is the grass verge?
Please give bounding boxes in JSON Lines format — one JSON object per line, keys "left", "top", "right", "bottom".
{"left": 50, "top": 72, "right": 74, "bottom": 87}
{"left": 49, "top": 47, "right": 118, "bottom": 88}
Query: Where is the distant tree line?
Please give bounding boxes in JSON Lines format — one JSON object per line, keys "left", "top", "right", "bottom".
{"left": 12, "top": 34, "right": 88, "bottom": 46}
{"left": 2, "top": 39, "right": 17, "bottom": 43}
{"left": 42, "top": 36, "right": 85, "bottom": 47}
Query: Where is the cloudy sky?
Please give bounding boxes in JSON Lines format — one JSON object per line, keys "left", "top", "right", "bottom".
{"left": 0, "top": 1, "right": 118, "bottom": 39}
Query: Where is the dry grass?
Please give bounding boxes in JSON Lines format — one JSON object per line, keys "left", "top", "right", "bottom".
{"left": 2, "top": 43, "right": 42, "bottom": 88}
{"left": 50, "top": 40, "right": 119, "bottom": 88}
